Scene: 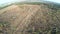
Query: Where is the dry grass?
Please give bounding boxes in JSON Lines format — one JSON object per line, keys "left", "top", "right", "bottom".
{"left": 0, "top": 4, "right": 60, "bottom": 34}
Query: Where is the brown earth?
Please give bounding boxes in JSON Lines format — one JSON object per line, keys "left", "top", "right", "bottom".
{"left": 0, "top": 4, "right": 60, "bottom": 34}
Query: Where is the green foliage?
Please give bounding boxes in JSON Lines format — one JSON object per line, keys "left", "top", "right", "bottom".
{"left": 0, "top": 21, "right": 11, "bottom": 34}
